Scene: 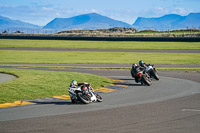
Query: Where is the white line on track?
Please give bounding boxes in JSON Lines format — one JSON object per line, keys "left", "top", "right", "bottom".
{"left": 182, "top": 109, "right": 200, "bottom": 112}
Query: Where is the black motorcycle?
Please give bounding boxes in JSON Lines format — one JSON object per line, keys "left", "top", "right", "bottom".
{"left": 131, "top": 65, "right": 152, "bottom": 86}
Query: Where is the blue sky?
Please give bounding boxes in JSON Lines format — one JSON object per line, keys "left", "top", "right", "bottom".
{"left": 0, "top": 0, "right": 200, "bottom": 26}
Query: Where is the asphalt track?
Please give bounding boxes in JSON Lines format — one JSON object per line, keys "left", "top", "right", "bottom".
{"left": 0, "top": 73, "right": 16, "bottom": 83}
{"left": 0, "top": 68, "right": 200, "bottom": 133}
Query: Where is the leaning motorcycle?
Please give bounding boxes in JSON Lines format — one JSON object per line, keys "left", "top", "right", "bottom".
{"left": 68, "top": 84, "right": 103, "bottom": 104}
{"left": 131, "top": 68, "right": 152, "bottom": 86}
{"left": 145, "top": 64, "right": 159, "bottom": 80}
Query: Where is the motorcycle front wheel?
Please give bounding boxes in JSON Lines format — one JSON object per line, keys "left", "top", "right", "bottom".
{"left": 152, "top": 69, "right": 159, "bottom": 80}
{"left": 77, "top": 92, "right": 90, "bottom": 104}
{"left": 71, "top": 98, "right": 77, "bottom": 103}
{"left": 95, "top": 93, "right": 103, "bottom": 102}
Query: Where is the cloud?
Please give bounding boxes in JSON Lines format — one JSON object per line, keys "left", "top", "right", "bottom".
{"left": 42, "top": 7, "right": 54, "bottom": 11}
{"left": 137, "top": 7, "right": 193, "bottom": 19}
{"left": 172, "top": 8, "right": 193, "bottom": 15}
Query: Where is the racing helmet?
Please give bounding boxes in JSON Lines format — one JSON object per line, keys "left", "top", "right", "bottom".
{"left": 139, "top": 60, "right": 144, "bottom": 66}
{"left": 132, "top": 63, "right": 137, "bottom": 68}
{"left": 70, "top": 80, "right": 78, "bottom": 87}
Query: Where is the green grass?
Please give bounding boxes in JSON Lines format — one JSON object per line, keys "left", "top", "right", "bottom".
{"left": 0, "top": 68, "right": 113, "bottom": 104}
{"left": 0, "top": 39, "right": 200, "bottom": 50}
{"left": 0, "top": 50, "right": 200, "bottom": 64}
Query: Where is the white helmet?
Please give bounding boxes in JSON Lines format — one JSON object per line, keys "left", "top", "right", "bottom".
{"left": 70, "top": 80, "right": 78, "bottom": 87}
{"left": 132, "top": 63, "right": 137, "bottom": 68}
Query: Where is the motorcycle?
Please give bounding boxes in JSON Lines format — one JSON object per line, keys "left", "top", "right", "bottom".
{"left": 131, "top": 65, "right": 152, "bottom": 86}
{"left": 68, "top": 83, "right": 103, "bottom": 104}
{"left": 145, "top": 64, "right": 159, "bottom": 80}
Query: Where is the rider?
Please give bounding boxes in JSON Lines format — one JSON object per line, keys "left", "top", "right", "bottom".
{"left": 70, "top": 80, "right": 78, "bottom": 88}
{"left": 139, "top": 60, "right": 147, "bottom": 68}
{"left": 69, "top": 80, "right": 94, "bottom": 103}
{"left": 131, "top": 64, "right": 141, "bottom": 83}
{"left": 78, "top": 82, "right": 94, "bottom": 92}
{"left": 70, "top": 80, "right": 93, "bottom": 91}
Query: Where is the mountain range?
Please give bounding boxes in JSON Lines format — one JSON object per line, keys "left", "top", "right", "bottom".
{"left": 43, "top": 13, "right": 132, "bottom": 30}
{"left": 0, "top": 16, "right": 41, "bottom": 31}
{"left": 133, "top": 13, "right": 200, "bottom": 30}
{"left": 0, "top": 13, "right": 200, "bottom": 32}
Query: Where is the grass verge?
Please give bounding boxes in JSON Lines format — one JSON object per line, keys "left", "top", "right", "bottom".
{"left": 0, "top": 39, "right": 200, "bottom": 50}
{"left": 1, "top": 50, "right": 200, "bottom": 64}
{"left": 0, "top": 68, "right": 113, "bottom": 104}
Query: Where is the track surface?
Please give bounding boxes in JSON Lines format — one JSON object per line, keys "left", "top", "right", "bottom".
{"left": 0, "top": 68, "right": 200, "bottom": 133}
{"left": 0, "top": 73, "right": 16, "bottom": 83}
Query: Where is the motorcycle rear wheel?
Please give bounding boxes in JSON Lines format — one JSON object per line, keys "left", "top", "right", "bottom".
{"left": 142, "top": 74, "right": 152, "bottom": 86}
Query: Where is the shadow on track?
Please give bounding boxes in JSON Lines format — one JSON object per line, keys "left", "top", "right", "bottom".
{"left": 27, "top": 99, "right": 85, "bottom": 105}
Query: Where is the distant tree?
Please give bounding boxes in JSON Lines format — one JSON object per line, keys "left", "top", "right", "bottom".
{"left": 14, "top": 31, "right": 23, "bottom": 33}
{"left": 2, "top": 30, "right": 8, "bottom": 34}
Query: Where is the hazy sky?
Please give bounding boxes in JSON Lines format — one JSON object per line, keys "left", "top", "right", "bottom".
{"left": 0, "top": 0, "right": 199, "bottom": 26}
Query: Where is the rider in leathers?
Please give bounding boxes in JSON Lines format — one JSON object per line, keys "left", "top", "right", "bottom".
{"left": 139, "top": 60, "right": 150, "bottom": 68}
{"left": 131, "top": 64, "right": 144, "bottom": 83}
{"left": 70, "top": 80, "right": 93, "bottom": 92}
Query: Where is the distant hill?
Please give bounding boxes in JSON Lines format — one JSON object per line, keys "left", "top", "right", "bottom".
{"left": 43, "top": 13, "right": 133, "bottom": 31}
{"left": 1, "top": 13, "right": 200, "bottom": 33}
{"left": 0, "top": 16, "right": 41, "bottom": 31}
{"left": 133, "top": 13, "right": 200, "bottom": 31}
